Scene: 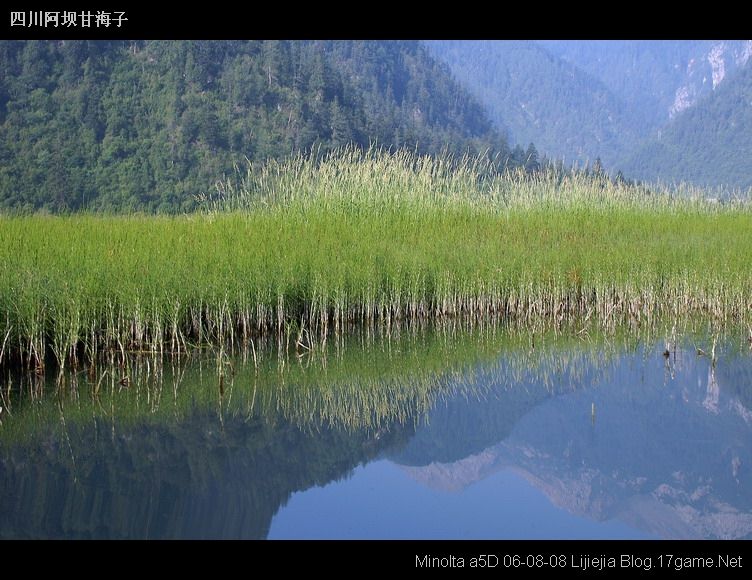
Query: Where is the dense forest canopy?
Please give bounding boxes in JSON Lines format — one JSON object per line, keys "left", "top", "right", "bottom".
{"left": 0, "top": 40, "right": 515, "bottom": 213}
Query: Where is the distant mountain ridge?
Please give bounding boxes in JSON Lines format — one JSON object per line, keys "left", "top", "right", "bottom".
{"left": 540, "top": 40, "right": 752, "bottom": 129}
{"left": 620, "top": 59, "right": 752, "bottom": 190}
{"left": 428, "top": 40, "right": 752, "bottom": 190}
{"left": 539, "top": 40, "right": 752, "bottom": 189}
{"left": 425, "top": 40, "right": 638, "bottom": 167}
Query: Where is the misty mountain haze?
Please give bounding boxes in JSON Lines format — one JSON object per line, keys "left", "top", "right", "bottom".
{"left": 428, "top": 39, "right": 752, "bottom": 189}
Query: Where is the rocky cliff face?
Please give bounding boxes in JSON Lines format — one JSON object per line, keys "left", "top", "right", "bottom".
{"left": 669, "top": 40, "right": 752, "bottom": 118}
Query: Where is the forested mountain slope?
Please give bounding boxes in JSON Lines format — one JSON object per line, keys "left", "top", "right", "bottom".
{"left": 0, "top": 40, "right": 510, "bottom": 212}
{"left": 425, "top": 40, "right": 638, "bottom": 167}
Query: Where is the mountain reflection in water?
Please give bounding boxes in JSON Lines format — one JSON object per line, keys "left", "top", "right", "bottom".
{"left": 1, "top": 325, "right": 750, "bottom": 539}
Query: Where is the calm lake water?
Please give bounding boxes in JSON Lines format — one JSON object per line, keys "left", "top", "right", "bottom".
{"left": 1, "top": 324, "right": 750, "bottom": 539}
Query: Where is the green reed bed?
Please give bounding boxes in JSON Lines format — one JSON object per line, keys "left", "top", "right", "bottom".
{"left": 0, "top": 148, "right": 751, "bottom": 371}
